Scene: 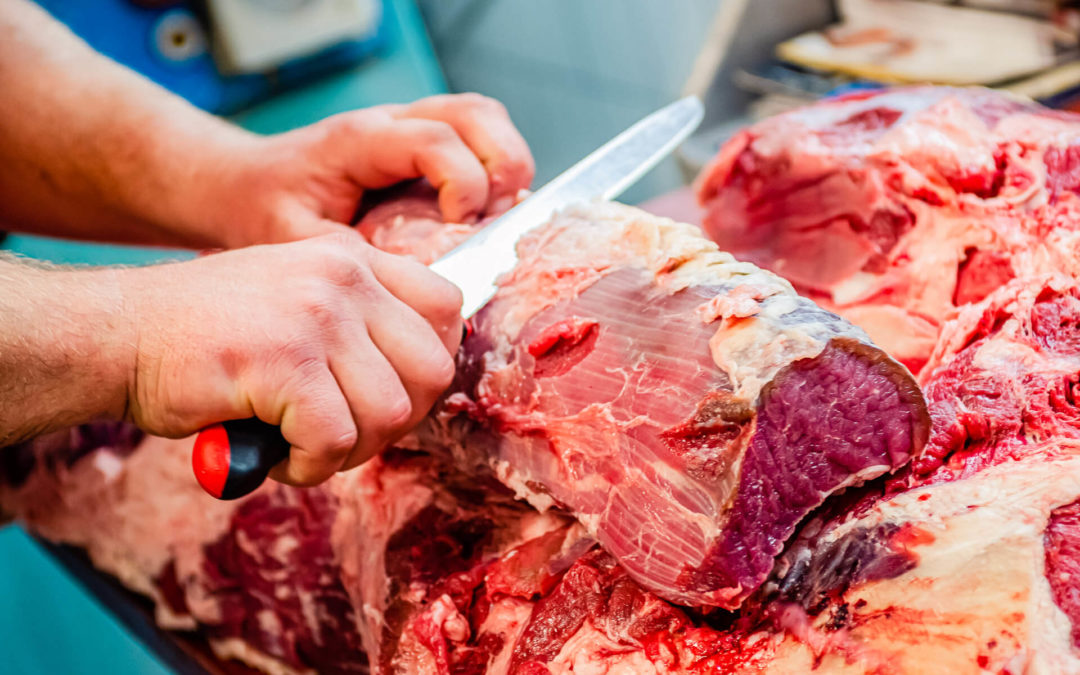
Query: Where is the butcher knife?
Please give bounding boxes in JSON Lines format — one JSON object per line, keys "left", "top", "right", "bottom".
{"left": 192, "top": 96, "right": 705, "bottom": 500}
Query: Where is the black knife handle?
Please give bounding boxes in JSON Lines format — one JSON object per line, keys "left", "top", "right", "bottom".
{"left": 192, "top": 418, "right": 290, "bottom": 500}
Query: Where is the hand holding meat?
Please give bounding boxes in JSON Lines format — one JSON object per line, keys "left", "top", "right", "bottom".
{"left": 196, "top": 94, "right": 535, "bottom": 248}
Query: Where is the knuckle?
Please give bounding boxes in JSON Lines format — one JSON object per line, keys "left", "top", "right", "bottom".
{"left": 376, "top": 392, "right": 413, "bottom": 431}
{"left": 312, "top": 249, "right": 374, "bottom": 292}
{"left": 426, "top": 350, "right": 457, "bottom": 391}
{"left": 320, "top": 426, "right": 358, "bottom": 460}
{"left": 416, "top": 120, "right": 458, "bottom": 145}
{"left": 505, "top": 154, "right": 535, "bottom": 178}
{"left": 302, "top": 290, "right": 341, "bottom": 332}
{"left": 331, "top": 109, "right": 382, "bottom": 137}
{"left": 285, "top": 460, "right": 323, "bottom": 487}
{"left": 288, "top": 466, "right": 331, "bottom": 488}
{"left": 265, "top": 338, "right": 322, "bottom": 376}
{"left": 457, "top": 92, "right": 505, "bottom": 116}
{"left": 339, "top": 448, "right": 377, "bottom": 473}
{"left": 281, "top": 354, "right": 329, "bottom": 397}
{"left": 431, "top": 278, "right": 464, "bottom": 316}
{"left": 287, "top": 278, "right": 343, "bottom": 335}
{"left": 323, "top": 229, "right": 366, "bottom": 250}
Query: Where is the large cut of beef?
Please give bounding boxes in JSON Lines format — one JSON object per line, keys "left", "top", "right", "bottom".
{"left": 9, "top": 86, "right": 1080, "bottom": 675}
{"left": 331, "top": 273, "right": 1080, "bottom": 674}
{"left": 422, "top": 202, "right": 928, "bottom": 608}
{"left": 696, "top": 86, "right": 1080, "bottom": 373}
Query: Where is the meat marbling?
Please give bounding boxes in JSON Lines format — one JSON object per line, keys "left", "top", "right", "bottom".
{"left": 422, "top": 202, "right": 928, "bottom": 608}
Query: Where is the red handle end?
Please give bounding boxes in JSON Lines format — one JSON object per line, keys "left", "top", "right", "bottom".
{"left": 192, "top": 418, "right": 291, "bottom": 500}
{"left": 192, "top": 424, "right": 230, "bottom": 499}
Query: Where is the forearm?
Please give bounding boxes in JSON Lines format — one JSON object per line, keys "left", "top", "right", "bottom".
{"left": 0, "top": 255, "right": 135, "bottom": 446}
{"left": 0, "top": 0, "right": 259, "bottom": 248}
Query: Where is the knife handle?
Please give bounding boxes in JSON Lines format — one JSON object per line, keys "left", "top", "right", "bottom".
{"left": 192, "top": 418, "right": 289, "bottom": 500}
{"left": 193, "top": 321, "right": 472, "bottom": 500}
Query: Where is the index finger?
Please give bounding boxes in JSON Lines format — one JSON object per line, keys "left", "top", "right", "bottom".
{"left": 399, "top": 94, "right": 535, "bottom": 213}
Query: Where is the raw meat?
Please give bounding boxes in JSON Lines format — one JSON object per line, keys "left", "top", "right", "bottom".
{"left": 724, "top": 275, "right": 1080, "bottom": 673}
{"left": 332, "top": 446, "right": 781, "bottom": 675}
{"left": 331, "top": 448, "right": 584, "bottom": 674}
{"left": 355, "top": 182, "right": 484, "bottom": 265}
{"left": 749, "top": 451, "right": 1080, "bottom": 674}
{"left": 696, "top": 86, "right": 1080, "bottom": 372}
{"left": 0, "top": 429, "right": 368, "bottom": 675}
{"left": 334, "top": 443, "right": 1080, "bottom": 674}
{"left": 422, "top": 202, "right": 928, "bottom": 609}
{"left": 906, "top": 274, "right": 1080, "bottom": 485}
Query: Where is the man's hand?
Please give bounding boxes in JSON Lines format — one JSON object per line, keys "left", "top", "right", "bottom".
{"left": 124, "top": 232, "right": 463, "bottom": 485}
{"left": 207, "top": 94, "right": 535, "bottom": 248}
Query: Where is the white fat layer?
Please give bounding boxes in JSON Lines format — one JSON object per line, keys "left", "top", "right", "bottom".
{"left": 478, "top": 597, "right": 535, "bottom": 675}
{"left": 493, "top": 459, "right": 557, "bottom": 512}
{"left": 546, "top": 621, "right": 662, "bottom": 675}
{"left": 766, "top": 449, "right": 1080, "bottom": 674}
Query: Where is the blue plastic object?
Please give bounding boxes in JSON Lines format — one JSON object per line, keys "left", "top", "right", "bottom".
{"left": 34, "top": 0, "right": 389, "bottom": 113}
{"left": 823, "top": 82, "right": 887, "bottom": 99}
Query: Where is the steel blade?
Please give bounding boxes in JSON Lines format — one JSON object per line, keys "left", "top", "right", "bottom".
{"left": 429, "top": 95, "right": 704, "bottom": 318}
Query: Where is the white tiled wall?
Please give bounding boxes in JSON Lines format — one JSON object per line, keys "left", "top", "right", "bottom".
{"left": 418, "top": 0, "right": 723, "bottom": 203}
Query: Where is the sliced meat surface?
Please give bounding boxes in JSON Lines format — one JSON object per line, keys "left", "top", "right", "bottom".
{"left": 424, "top": 202, "right": 929, "bottom": 608}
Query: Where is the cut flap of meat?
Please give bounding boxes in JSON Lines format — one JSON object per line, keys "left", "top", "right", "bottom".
{"left": 331, "top": 448, "right": 791, "bottom": 675}
{"left": 355, "top": 182, "right": 483, "bottom": 265}
{"left": 749, "top": 450, "right": 1080, "bottom": 674}
{"left": 330, "top": 449, "right": 581, "bottom": 674}
{"left": 903, "top": 275, "right": 1080, "bottom": 487}
{"left": 695, "top": 87, "right": 1080, "bottom": 372}
{"left": 425, "top": 202, "right": 929, "bottom": 609}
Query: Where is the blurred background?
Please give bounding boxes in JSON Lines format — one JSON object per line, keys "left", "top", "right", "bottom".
{"left": 5, "top": 0, "right": 1080, "bottom": 671}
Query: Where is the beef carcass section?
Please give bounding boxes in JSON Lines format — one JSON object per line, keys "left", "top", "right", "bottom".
{"left": 750, "top": 451, "right": 1080, "bottom": 674}
{"left": 0, "top": 428, "right": 368, "bottom": 674}
{"left": 331, "top": 443, "right": 1080, "bottom": 674}
{"left": 423, "top": 202, "right": 928, "bottom": 608}
{"left": 696, "top": 87, "right": 1080, "bottom": 373}
{"left": 732, "top": 274, "right": 1080, "bottom": 673}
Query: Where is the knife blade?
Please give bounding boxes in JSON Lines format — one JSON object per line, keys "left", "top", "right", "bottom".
{"left": 431, "top": 95, "right": 704, "bottom": 318}
{"left": 192, "top": 96, "right": 704, "bottom": 500}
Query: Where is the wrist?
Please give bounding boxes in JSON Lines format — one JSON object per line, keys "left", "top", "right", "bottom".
{"left": 153, "top": 125, "right": 269, "bottom": 250}
{"left": 0, "top": 263, "right": 138, "bottom": 444}
{"left": 54, "top": 266, "right": 138, "bottom": 423}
